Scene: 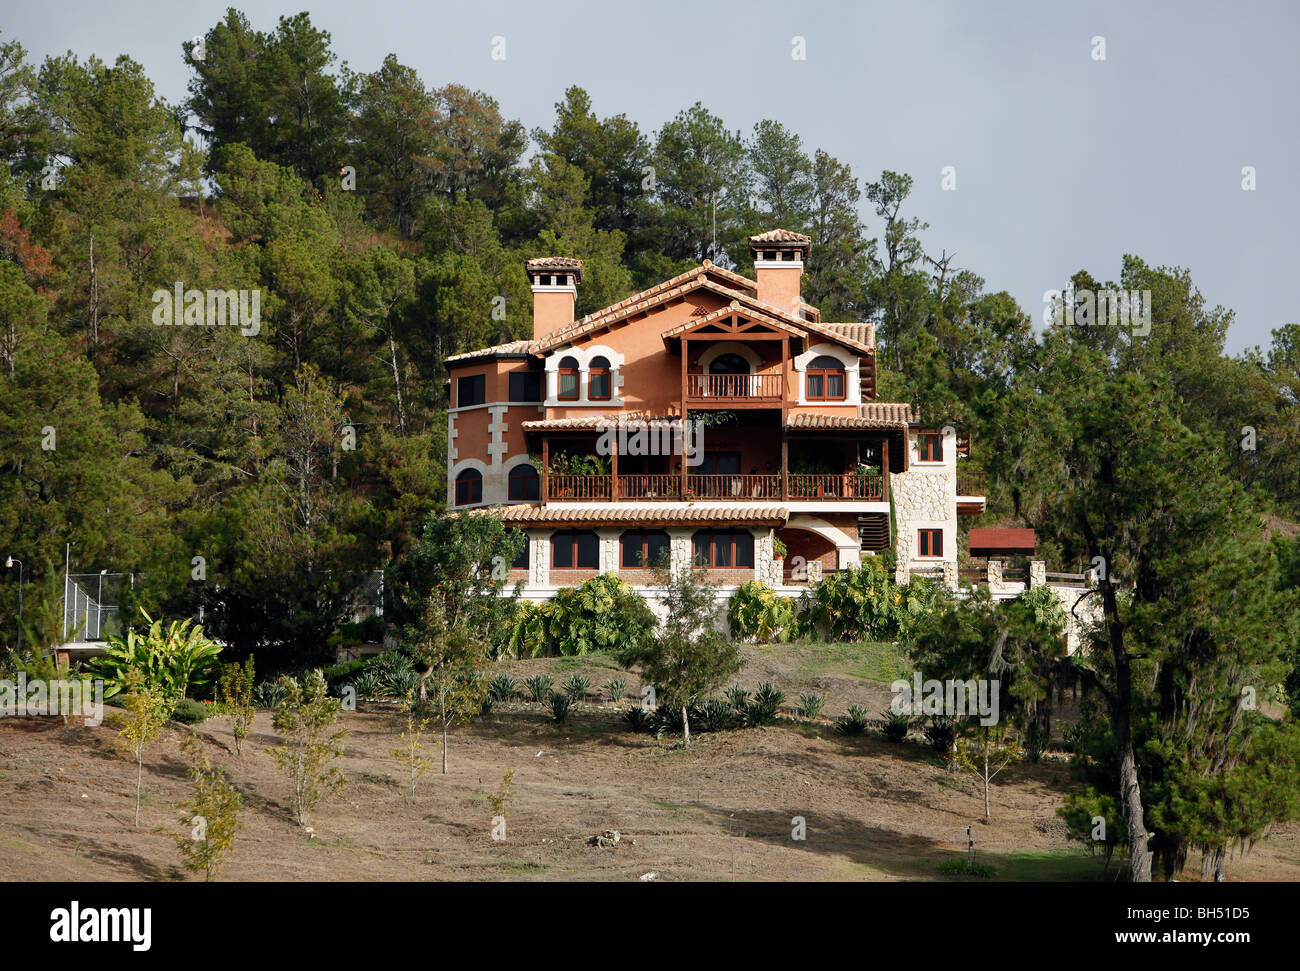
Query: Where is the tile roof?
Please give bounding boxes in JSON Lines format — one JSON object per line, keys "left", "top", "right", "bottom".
{"left": 749, "top": 228, "right": 811, "bottom": 245}
{"left": 521, "top": 412, "right": 678, "bottom": 431}
{"left": 444, "top": 339, "right": 538, "bottom": 363}
{"left": 969, "top": 528, "right": 1035, "bottom": 554}
{"left": 821, "top": 322, "right": 875, "bottom": 349}
{"left": 786, "top": 402, "right": 917, "bottom": 430}
{"left": 470, "top": 504, "right": 790, "bottom": 526}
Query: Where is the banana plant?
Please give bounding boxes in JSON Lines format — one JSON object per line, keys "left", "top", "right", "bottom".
{"left": 87, "top": 611, "right": 222, "bottom": 703}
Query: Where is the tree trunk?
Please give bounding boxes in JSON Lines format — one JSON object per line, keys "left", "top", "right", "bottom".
{"left": 441, "top": 682, "right": 448, "bottom": 774}
{"left": 682, "top": 705, "right": 690, "bottom": 746}
{"left": 389, "top": 334, "right": 407, "bottom": 433}
{"left": 134, "top": 750, "right": 143, "bottom": 827}
{"left": 1214, "top": 847, "right": 1227, "bottom": 882}
{"left": 983, "top": 749, "right": 991, "bottom": 819}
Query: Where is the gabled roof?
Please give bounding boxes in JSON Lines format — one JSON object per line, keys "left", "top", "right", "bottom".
{"left": 787, "top": 403, "right": 915, "bottom": 431}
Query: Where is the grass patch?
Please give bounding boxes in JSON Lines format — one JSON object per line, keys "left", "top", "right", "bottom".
{"left": 496, "top": 858, "right": 548, "bottom": 873}
{"left": 754, "top": 641, "right": 909, "bottom": 684}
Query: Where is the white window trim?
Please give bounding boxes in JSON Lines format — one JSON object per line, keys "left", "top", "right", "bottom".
{"left": 544, "top": 343, "right": 625, "bottom": 407}
{"left": 792, "top": 342, "right": 860, "bottom": 406}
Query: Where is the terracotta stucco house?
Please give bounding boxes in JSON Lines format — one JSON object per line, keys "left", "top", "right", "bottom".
{"left": 445, "top": 229, "right": 985, "bottom": 600}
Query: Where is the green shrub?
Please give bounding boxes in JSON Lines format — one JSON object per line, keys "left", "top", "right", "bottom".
{"left": 725, "top": 685, "right": 750, "bottom": 710}
{"left": 838, "top": 705, "right": 870, "bottom": 736}
{"left": 746, "top": 682, "right": 785, "bottom": 726}
{"left": 937, "top": 859, "right": 996, "bottom": 878}
{"left": 700, "top": 698, "right": 731, "bottom": 732}
{"left": 548, "top": 692, "right": 572, "bottom": 723}
{"left": 323, "top": 657, "right": 369, "bottom": 696}
{"left": 171, "top": 698, "right": 212, "bottom": 724}
{"left": 524, "top": 674, "right": 553, "bottom": 702}
{"left": 562, "top": 674, "right": 590, "bottom": 700}
{"left": 925, "top": 715, "right": 957, "bottom": 754}
{"left": 604, "top": 678, "right": 627, "bottom": 702}
{"left": 488, "top": 673, "right": 520, "bottom": 702}
{"left": 798, "top": 693, "right": 825, "bottom": 720}
{"left": 790, "top": 558, "right": 900, "bottom": 642}
{"left": 728, "top": 580, "right": 796, "bottom": 643}
{"left": 881, "top": 708, "right": 911, "bottom": 742}
{"left": 507, "top": 574, "right": 656, "bottom": 658}
{"left": 253, "top": 680, "right": 287, "bottom": 709}
{"left": 624, "top": 707, "right": 648, "bottom": 732}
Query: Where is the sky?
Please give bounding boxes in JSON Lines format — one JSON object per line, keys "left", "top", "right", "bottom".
{"left": 6, "top": 0, "right": 1297, "bottom": 353}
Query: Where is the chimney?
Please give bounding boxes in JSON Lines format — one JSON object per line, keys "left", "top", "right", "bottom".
{"left": 527, "top": 257, "right": 583, "bottom": 339}
{"left": 749, "top": 229, "right": 810, "bottom": 316}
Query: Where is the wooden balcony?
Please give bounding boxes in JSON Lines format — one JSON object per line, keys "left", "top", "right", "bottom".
{"left": 957, "top": 470, "right": 986, "bottom": 496}
{"left": 685, "top": 372, "right": 783, "bottom": 405}
{"left": 543, "top": 472, "right": 885, "bottom": 502}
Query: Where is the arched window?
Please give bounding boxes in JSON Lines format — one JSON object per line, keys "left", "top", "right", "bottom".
{"left": 806, "top": 355, "right": 846, "bottom": 401}
{"left": 589, "top": 355, "right": 612, "bottom": 401}
{"left": 455, "top": 468, "right": 483, "bottom": 505}
{"left": 620, "top": 529, "right": 669, "bottom": 569}
{"left": 551, "top": 530, "right": 599, "bottom": 569}
{"left": 558, "top": 356, "right": 580, "bottom": 401}
{"left": 508, "top": 463, "right": 539, "bottom": 500}
{"left": 709, "top": 353, "right": 750, "bottom": 374}
{"left": 692, "top": 529, "right": 754, "bottom": 568}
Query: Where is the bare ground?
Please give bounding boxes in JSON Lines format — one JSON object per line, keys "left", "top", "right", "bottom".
{"left": 1, "top": 648, "right": 1295, "bottom": 882}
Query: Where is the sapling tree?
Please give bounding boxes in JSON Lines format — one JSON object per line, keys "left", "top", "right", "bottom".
{"left": 174, "top": 735, "right": 244, "bottom": 881}
{"left": 269, "top": 670, "right": 346, "bottom": 826}
{"left": 953, "top": 725, "right": 1023, "bottom": 820}
{"left": 112, "top": 675, "right": 171, "bottom": 827}
{"left": 408, "top": 594, "right": 489, "bottom": 773}
{"left": 390, "top": 690, "right": 434, "bottom": 798}
{"left": 616, "top": 556, "right": 740, "bottom": 745}
{"left": 216, "top": 657, "right": 256, "bottom": 756}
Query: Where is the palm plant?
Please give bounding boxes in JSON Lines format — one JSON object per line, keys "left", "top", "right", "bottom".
{"left": 87, "top": 611, "right": 222, "bottom": 704}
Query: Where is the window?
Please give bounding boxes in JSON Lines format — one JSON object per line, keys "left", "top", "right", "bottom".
{"left": 508, "top": 463, "right": 539, "bottom": 501}
{"left": 455, "top": 468, "right": 483, "bottom": 505}
{"left": 806, "top": 355, "right": 846, "bottom": 401}
{"left": 507, "top": 529, "right": 529, "bottom": 569}
{"left": 558, "top": 356, "right": 580, "bottom": 401}
{"left": 457, "top": 374, "right": 486, "bottom": 407}
{"left": 918, "top": 433, "right": 943, "bottom": 462}
{"left": 509, "top": 371, "right": 542, "bottom": 402}
{"left": 709, "top": 353, "right": 750, "bottom": 375}
{"left": 551, "top": 530, "right": 599, "bottom": 569}
{"left": 589, "top": 355, "right": 612, "bottom": 400}
{"left": 620, "top": 530, "right": 669, "bottom": 568}
{"left": 698, "top": 452, "right": 741, "bottom": 476}
{"left": 918, "top": 529, "right": 943, "bottom": 557}
{"left": 692, "top": 530, "right": 754, "bottom": 569}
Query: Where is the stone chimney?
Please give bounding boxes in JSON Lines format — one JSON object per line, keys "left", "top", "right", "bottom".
{"left": 526, "top": 257, "right": 583, "bottom": 339}
{"left": 749, "top": 229, "right": 810, "bottom": 316}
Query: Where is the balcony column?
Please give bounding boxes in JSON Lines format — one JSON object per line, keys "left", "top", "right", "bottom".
{"left": 541, "top": 436, "right": 549, "bottom": 505}
{"left": 610, "top": 426, "right": 618, "bottom": 502}
{"left": 680, "top": 336, "right": 689, "bottom": 499}
{"left": 781, "top": 429, "right": 789, "bottom": 500}
{"left": 881, "top": 435, "right": 890, "bottom": 500}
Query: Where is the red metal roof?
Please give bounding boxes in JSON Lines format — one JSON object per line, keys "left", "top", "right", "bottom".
{"left": 968, "top": 528, "right": 1035, "bottom": 554}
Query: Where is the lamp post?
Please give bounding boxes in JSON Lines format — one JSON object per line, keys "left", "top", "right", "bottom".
{"left": 5, "top": 556, "right": 23, "bottom": 653}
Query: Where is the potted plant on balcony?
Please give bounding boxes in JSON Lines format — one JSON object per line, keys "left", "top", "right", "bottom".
{"left": 773, "top": 537, "right": 787, "bottom": 562}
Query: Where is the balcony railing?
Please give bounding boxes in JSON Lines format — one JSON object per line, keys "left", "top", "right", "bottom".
{"left": 544, "top": 472, "right": 885, "bottom": 502}
{"left": 956, "top": 470, "right": 986, "bottom": 496}
{"left": 787, "top": 473, "right": 885, "bottom": 500}
{"left": 686, "top": 372, "right": 783, "bottom": 402}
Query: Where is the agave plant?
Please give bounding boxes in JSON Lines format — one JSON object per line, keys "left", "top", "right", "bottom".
{"left": 724, "top": 685, "right": 750, "bottom": 711}
{"left": 253, "top": 679, "right": 287, "bottom": 710}
{"left": 798, "top": 693, "right": 825, "bottom": 720}
{"left": 838, "top": 705, "right": 870, "bottom": 736}
{"left": 488, "top": 673, "right": 520, "bottom": 702}
{"left": 524, "top": 674, "right": 553, "bottom": 702}
{"left": 548, "top": 692, "right": 572, "bottom": 723}
{"left": 86, "top": 611, "right": 222, "bottom": 703}
{"left": 746, "top": 682, "right": 785, "bottom": 726}
{"left": 604, "top": 678, "right": 627, "bottom": 703}
{"left": 562, "top": 673, "right": 590, "bottom": 700}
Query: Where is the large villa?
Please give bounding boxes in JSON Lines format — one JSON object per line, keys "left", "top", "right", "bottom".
{"left": 445, "top": 229, "right": 986, "bottom": 600}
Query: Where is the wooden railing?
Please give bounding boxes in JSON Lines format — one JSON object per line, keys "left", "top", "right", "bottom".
{"left": 686, "top": 372, "right": 783, "bottom": 401}
{"left": 787, "top": 473, "right": 885, "bottom": 500}
{"left": 544, "top": 474, "right": 611, "bottom": 500}
{"left": 616, "top": 474, "right": 683, "bottom": 500}
{"left": 956, "top": 470, "right": 986, "bottom": 496}
{"left": 686, "top": 474, "right": 783, "bottom": 499}
{"left": 543, "top": 472, "right": 884, "bottom": 501}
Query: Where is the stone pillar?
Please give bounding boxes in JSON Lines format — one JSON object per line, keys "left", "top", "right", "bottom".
{"left": 668, "top": 528, "right": 693, "bottom": 575}
{"left": 1030, "top": 560, "right": 1046, "bottom": 588}
{"left": 943, "top": 561, "right": 959, "bottom": 590}
{"left": 987, "top": 559, "right": 1003, "bottom": 587}
{"left": 807, "top": 560, "right": 823, "bottom": 584}
{"left": 597, "top": 528, "right": 620, "bottom": 574}
{"left": 531, "top": 532, "right": 549, "bottom": 587}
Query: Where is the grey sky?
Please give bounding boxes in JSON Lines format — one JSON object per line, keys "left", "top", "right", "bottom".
{"left": 8, "top": 0, "right": 1297, "bottom": 353}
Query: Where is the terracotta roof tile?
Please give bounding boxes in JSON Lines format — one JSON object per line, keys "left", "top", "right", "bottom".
{"left": 969, "top": 528, "right": 1035, "bottom": 554}
{"left": 786, "top": 403, "right": 916, "bottom": 430}
{"left": 444, "top": 339, "right": 537, "bottom": 363}
{"left": 521, "top": 412, "right": 677, "bottom": 431}
{"left": 469, "top": 504, "right": 789, "bottom": 526}
{"left": 749, "top": 228, "right": 811, "bottom": 245}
